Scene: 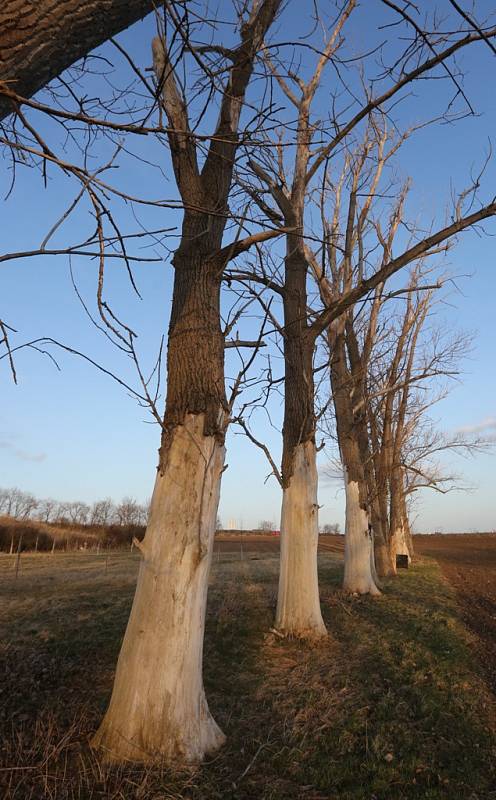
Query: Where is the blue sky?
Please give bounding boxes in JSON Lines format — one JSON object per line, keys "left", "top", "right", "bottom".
{"left": 1, "top": 1, "right": 495, "bottom": 531}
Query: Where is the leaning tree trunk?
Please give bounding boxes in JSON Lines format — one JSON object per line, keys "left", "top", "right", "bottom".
{"left": 0, "top": 0, "right": 156, "bottom": 120}
{"left": 330, "top": 333, "right": 380, "bottom": 596}
{"left": 92, "top": 228, "right": 229, "bottom": 763}
{"left": 275, "top": 250, "right": 326, "bottom": 639}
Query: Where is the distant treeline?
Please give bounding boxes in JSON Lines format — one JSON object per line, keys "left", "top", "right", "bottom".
{"left": 0, "top": 486, "right": 151, "bottom": 553}
{"left": 0, "top": 515, "right": 146, "bottom": 554}
{"left": 0, "top": 486, "right": 150, "bottom": 527}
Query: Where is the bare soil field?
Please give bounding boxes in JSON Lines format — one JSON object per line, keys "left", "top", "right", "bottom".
{"left": 214, "top": 533, "right": 345, "bottom": 555}
{"left": 415, "top": 533, "right": 496, "bottom": 694}
{"left": 1, "top": 542, "right": 496, "bottom": 799}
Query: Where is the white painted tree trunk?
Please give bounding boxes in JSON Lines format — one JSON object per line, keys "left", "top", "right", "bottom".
{"left": 92, "top": 414, "right": 226, "bottom": 764}
{"left": 390, "top": 523, "right": 412, "bottom": 565}
{"left": 343, "top": 474, "right": 381, "bottom": 595}
{"left": 275, "top": 441, "right": 327, "bottom": 639}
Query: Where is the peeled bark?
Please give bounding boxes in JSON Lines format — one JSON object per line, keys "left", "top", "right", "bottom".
{"left": 92, "top": 414, "right": 225, "bottom": 763}
{"left": 389, "top": 467, "right": 413, "bottom": 566}
{"left": 93, "top": 222, "right": 228, "bottom": 763}
{"left": 276, "top": 441, "right": 327, "bottom": 639}
{"left": 401, "top": 490, "right": 414, "bottom": 559}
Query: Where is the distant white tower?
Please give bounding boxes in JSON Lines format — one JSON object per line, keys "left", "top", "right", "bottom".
{"left": 228, "top": 518, "right": 236, "bottom": 530}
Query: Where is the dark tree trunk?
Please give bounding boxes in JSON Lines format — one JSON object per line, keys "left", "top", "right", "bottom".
{"left": 0, "top": 0, "right": 156, "bottom": 120}
{"left": 281, "top": 249, "right": 315, "bottom": 486}
{"left": 159, "top": 213, "right": 226, "bottom": 465}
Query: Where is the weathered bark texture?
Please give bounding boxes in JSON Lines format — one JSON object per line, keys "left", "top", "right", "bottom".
{"left": 276, "top": 441, "right": 327, "bottom": 639}
{"left": 159, "top": 216, "right": 228, "bottom": 456}
{"left": 92, "top": 414, "right": 225, "bottom": 763}
{"left": 0, "top": 0, "right": 156, "bottom": 120}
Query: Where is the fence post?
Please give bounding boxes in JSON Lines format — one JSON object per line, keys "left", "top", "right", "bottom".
{"left": 15, "top": 533, "right": 23, "bottom": 579}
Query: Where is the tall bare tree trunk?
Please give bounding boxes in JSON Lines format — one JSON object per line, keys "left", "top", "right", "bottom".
{"left": 400, "top": 487, "right": 414, "bottom": 558}
{"left": 345, "top": 318, "right": 393, "bottom": 579}
{"left": 0, "top": 0, "right": 157, "bottom": 120}
{"left": 92, "top": 0, "right": 282, "bottom": 763}
{"left": 276, "top": 249, "right": 326, "bottom": 639}
{"left": 93, "top": 226, "right": 228, "bottom": 762}
{"left": 330, "top": 332, "right": 380, "bottom": 595}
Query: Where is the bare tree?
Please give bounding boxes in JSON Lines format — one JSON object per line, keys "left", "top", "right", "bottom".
{"left": 0, "top": 487, "right": 38, "bottom": 519}
{"left": 236, "top": 5, "right": 496, "bottom": 606}
{"left": 35, "top": 497, "right": 59, "bottom": 523}
{"left": 115, "top": 497, "right": 142, "bottom": 527}
{"left": 92, "top": 0, "right": 284, "bottom": 764}
{"left": 89, "top": 498, "right": 116, "bottom": 527}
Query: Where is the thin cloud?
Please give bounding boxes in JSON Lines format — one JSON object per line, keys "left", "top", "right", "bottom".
{"left": 0, "top": 439, "right": 46, "bottom": 463}
{"left": 455, "top": 416, "right": 496, "bottom": 435}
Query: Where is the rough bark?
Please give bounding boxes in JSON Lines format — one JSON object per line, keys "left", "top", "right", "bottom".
{"left": 0, "top": 0, "right": 156, "bottom": 120}
{"left": 159, "top": 218, "right": 227, "bottom": 456}
{"left": 92, "top": 413, "right": 226, "bottom": 763}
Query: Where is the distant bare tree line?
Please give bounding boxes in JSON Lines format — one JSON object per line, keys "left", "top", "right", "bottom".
{"left": 0, "top": 487, "right": 149, "bottom": 527}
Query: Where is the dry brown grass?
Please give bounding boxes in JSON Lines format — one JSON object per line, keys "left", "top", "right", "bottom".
{"left": 1, "top": 549, "right": 495, "bottom": 799}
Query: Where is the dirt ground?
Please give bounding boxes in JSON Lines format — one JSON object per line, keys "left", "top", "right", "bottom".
{"left": 414, "top": 533, "right": 496, "bottom": 694}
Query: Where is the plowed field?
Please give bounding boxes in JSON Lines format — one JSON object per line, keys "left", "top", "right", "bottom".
{"left": 415, "top": 533, "right": 496, "bottom": 694}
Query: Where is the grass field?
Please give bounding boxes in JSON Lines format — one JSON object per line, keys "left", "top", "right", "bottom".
{"left": 1, "top": 547, "right": 495, "bottom": 799}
